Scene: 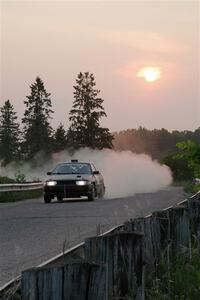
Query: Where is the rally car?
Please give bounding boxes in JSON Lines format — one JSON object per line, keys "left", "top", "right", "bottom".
{"left": 43, "top": 160, "right": 105, "bottom": 203}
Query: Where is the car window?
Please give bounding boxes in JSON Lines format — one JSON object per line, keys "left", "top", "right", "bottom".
{"left": 52, "top": 163, "right": 92, "bottom": 174}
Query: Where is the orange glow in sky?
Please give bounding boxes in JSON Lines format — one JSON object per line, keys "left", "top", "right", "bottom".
{"left": 1, "top": 1, "right": 198, "bottom": 131}
{"left": 137, "top": 67, "right": 162, "bottom": 82}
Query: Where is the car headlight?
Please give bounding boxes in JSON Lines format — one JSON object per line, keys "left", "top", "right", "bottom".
{"left": 46, "top": 181, "right": 57, "bottom": 186}
{"left": 76, "top": 180, "right": 87, "bottom": 186}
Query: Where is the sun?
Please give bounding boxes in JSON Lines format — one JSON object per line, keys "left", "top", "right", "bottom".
{"left": 136, "top": 67, "right": 161, "bottom": 83}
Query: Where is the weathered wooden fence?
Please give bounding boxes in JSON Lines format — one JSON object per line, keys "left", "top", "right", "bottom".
{"left": 85, "top": 232, "right": 143, "bottom": 299}
{"left": 22, "top": 261, "right": 107, "bottom": 300}
{"left": 8, "top": 192, "right": 200, "bottom": 299}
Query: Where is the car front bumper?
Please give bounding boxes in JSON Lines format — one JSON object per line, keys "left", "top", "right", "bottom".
{"left": 44, "top": 183, "right": 93, "bottom": 198}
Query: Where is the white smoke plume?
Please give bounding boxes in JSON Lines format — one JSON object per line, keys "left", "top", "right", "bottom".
{"left": 0, "top": 149, "right": 172, "bottom": 199}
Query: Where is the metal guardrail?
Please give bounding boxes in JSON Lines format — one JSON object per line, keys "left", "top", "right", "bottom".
{"left": 0, "top": 182, "right": 43, "bottom": 193}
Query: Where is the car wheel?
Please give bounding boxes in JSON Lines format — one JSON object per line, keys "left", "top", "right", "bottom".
{"left": 44, "top": 195, "right": 51, "bottom": 203}
{"left": 88, "top": 185, "right": 96, "bottom": 201}
{"left": 57, "top": 197, "right": 63, "bottom": 202}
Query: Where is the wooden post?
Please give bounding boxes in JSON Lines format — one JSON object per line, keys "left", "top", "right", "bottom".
{"left": 21, "top": 261, "right": 107, "bottom": 300}
{"left": 153, "top": 206, "right": 190, "bottom": 255}
{"left": 187, "top": 200, "right": 200, "bottom": 231}
{"left": 187, "top": 199, "right": 200, "bottom": 250}
{"left": 21, "top": 268, "right": 38, "bottom": 300}
{"left": 124, "top": 216, "right": 161, "bottom": 271}
{"left": 63, "top": 261, "right": 107, "bottom": 300}
{"left": 85, "top": 232, "right": 143, "bottom": 300}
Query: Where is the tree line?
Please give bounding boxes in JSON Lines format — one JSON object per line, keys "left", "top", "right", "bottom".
{"left": 0, "top": 72, "right": 113, "bottom": 165}
{"left": 113, "top": 127, "right": 200, "bottom": 160}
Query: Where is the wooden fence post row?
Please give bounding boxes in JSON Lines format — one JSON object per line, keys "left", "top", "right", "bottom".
{"left": 21, "top": 192, "right": 200, "bottom": 300}
{"left": 85, "top": 232, "right": 144, "bottom": 299}
{"left": 22, "top": 261, "right": 107, "bottom": 300}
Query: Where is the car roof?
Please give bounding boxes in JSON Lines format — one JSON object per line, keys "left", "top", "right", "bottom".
{"left": 57, "top": 162, "right": 91, "bottom": 165}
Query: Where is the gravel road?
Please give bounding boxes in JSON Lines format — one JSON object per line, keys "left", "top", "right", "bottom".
{"left": 0, "top": 186, "right": 186, "bottom": 287}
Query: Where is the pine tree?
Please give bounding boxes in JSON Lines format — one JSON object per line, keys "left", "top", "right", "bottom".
{"left": 0, "top": 100, "right": 20, "bottom": 165}
{"left": 22, "top": 77, "right": 54, "bottom": 159}
{"left": 54, "top": 123, "right": 67, "bottom": 152}
{"left": 67, "top": 72, "right": 113, "bottom": 149}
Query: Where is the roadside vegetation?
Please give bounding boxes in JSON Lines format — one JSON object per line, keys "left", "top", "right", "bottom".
{"left": 0, "top": 189, "right": 43, "bottom": 203}
{"left": 145, "top": 141, "right": 200, "bottom": 297}
{"left": 145, "top": 228, "right": 200, "bottom": 300}
{"left": 162, "top": 140, "right": 200, "bottom": 194}
{"left": 0, "top": 176, "right": 15, "bottom": 184}
{"left": 0, "top": 175, "right": 42, "bottom": 203}
{"left": 146, "top": 244, "right": 200, "bottom": 299}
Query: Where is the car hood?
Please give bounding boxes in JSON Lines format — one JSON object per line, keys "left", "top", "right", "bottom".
{"left": 46, "top": 174, "right": 93, "bottom": 181}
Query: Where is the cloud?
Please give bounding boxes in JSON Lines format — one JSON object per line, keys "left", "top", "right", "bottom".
{"left": 102, "top": 29, "right": 190, "bottom": 54}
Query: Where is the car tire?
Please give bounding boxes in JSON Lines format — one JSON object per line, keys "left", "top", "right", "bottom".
{"left": 44, "top": 195, "right": 51, "bottom": 203}
{"left": 88, "top": 185, "right": 96, "bottom": 201}
{"left": 57, "top": 197, "right": 63, "bottom": 202}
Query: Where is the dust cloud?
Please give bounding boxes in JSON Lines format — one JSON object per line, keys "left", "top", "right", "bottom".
{"left": 1, "top": 148, "right": 172, "bottom": 199}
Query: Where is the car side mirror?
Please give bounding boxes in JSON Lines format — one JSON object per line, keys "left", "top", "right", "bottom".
{"left": 47, "top": 172, "right": 52, "bottom": 175}
{"left": 93, "top": 170, "right": 100, "bottom": 175}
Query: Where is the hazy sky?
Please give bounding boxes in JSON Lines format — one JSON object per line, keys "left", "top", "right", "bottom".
{"left": 1, "top": 0, "right": 199, "bottom": 132}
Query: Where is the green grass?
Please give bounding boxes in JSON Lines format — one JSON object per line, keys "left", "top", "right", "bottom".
{"left": 0, "top": 189, "right": 43, "bottom": 203}
{"left": 184, "top": 182, "right": 200, "bottom": 194}
{"left": 146, "top": 249, "right": 200, "bottom": 299}
{"left": 0, "top": 176, "right": 15, "bottom": 184}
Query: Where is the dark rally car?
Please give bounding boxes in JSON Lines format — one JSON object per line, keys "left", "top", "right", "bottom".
{"left": 43, "top": 160, "right": 105, "bottom": 203}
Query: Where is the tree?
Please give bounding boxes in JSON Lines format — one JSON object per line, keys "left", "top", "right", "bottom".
{"left": 162, "top": 140, "right": 200, "bottom": 181}
{"left": 54, "top": 123, "right": 67, "bottom": 152}
{"left": 67, "top": 72, "right": 113, "bottom": 149}
{"left": 162, "top": 154, "right": 193, "bottom": 181}
{"left": 22, "top": 77, "right": 54, "bottom": 159}
{"left": 0, "top": 100, "right": 20, "bottom": 165}
{"left": 174, "top": 140, "right": 200, "bottom": 179}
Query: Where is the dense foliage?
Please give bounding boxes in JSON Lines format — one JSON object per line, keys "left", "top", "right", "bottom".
{"left": 162, "top": 140, "right": 200, "bottom": 184}
{"left": 146, "top": 248, "right": 200, "bottom": 299}
{"left": 175, "top": 140, "right": 200, "bottom": 179}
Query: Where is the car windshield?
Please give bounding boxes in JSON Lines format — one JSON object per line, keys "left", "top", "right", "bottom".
{"left": 52, "top": 163, "right": 92, "bottom": 175}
